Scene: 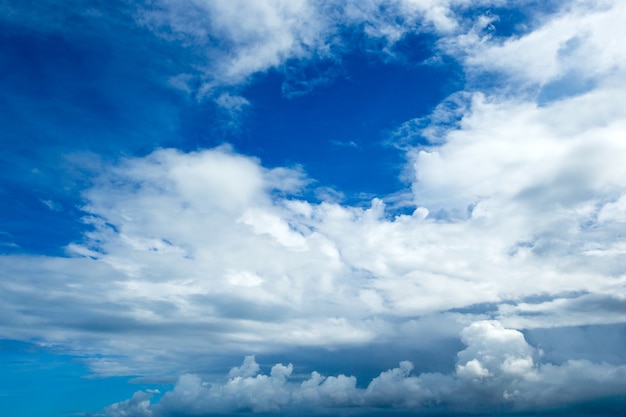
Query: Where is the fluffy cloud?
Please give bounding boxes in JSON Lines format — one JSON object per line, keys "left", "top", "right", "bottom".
{"left": 460, "top": 1, "right": 626, "bottom": 90}
{"left": 103, "top": 321, "right": 626, "bottom": 416}
{"left": 2, "top": 98, "right": 624, "bottom": 374}
{"left": 4, "top": 0, "right": 626, "bottom": 368}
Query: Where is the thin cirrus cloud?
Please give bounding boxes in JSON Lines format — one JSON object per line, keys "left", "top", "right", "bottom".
{"left": 136, "top": 0, "right": 502, "bottom": 99}
{"left": 1, "top": 0, "right": 626, "bottom": 416}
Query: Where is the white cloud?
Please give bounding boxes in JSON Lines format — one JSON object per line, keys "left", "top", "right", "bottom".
{"left": 138, "top": 0, "right": 335, "bottom": 92}
{"left": 228, "top": 355, "right": 260, "bottom": 378}
{"left": 105, "top": 390, "right": 154, "bottom": 417}
{"left": 40, "top": 199, "right": 63, "bottom": 212}
{"left": 214, "top": 92, "right": 250, "bottom": 112}
{"left": 457, "top": 321, "right": 537, "bottom": 381}
{"left": 456, "top": 358, "right": 490, "bottom": 379}
{"left": 458, "top": 1, "right": 626, "bottom": 90}
{"left": 598, "top": 194, "right": 626, "bottom": 224}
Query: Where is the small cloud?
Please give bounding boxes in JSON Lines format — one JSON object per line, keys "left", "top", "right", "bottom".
{"left": 166, "top": 73, "right": 196, "bottom": 96}
{"left": 227, "top": 355, "right": 260, "bottom": 378}
{"left": 0, "top": 231, "right": 19, "bottom": 249}
{"left": 314, "top": 186, "right": 345, "bottom": 203}
{"left": 0, "top": 242, "right": 19, "bottom": 248}
{"left": 214, "top": 92, "right": 250, "bottom": 113}
{"left": 212, "top": 92, "right": 252, "bottom": 132}
{"left": 330, "top": 140, "right": 360, "bottom": 149}
{"left": 40, "top": 199, "right": 62, "bottom": 212}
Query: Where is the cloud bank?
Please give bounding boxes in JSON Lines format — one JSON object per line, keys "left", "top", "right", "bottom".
{"left": 104, "top": 321, "right": 626, "bottom": 416}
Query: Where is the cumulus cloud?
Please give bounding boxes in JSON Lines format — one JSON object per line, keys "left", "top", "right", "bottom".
{"left": 105, "top": 390, "right": 154, "bottom": 417}
{"left": 459, "top": 1, "right": 626, "bottom": 91}
{"left": 103, "top": 321, "right": 626, "bottom": 416}
{"left": 3, "top": 68, "right": 626, "bottom": 374}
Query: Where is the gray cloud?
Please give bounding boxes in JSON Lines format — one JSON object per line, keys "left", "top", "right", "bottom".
{"left": 103, "top": 321, "right": 626, "bottom": 416}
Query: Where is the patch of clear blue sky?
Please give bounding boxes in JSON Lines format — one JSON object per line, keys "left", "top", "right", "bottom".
{"left": 187, "top": 48, "right": 462, "bottom": 201}
{"left": 0, "top": 0, "right": 184, "bottom": 256}
{"left": 0, "top": 340, "right": 169, "bottom": 417}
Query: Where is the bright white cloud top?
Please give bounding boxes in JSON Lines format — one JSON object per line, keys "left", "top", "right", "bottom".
{"left": 1, "top": 0, "right": 626, "bottom": 416}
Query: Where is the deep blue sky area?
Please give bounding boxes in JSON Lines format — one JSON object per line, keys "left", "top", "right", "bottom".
{"left": 203, "top": 51, "right": 457, "bottom": 197}
{"left": 0, "top": 5, "right": 183, "bottom": 255}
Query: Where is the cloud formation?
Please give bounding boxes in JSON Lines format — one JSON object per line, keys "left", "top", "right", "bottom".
{"left": 104, "top": 321, "right": 626, "bottom": 416}
{"left": 136, "top": 0, "right": 507, "bottom": 98}
{"left": 1, "top": 1, "right": 626, "bottom": 415}
{"left": 2, "top": 0, "right": 626, "bottom": 368}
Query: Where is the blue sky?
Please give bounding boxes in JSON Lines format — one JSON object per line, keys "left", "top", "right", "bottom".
{"left": 1, "top": 1, "right": 626, "bottom": 416}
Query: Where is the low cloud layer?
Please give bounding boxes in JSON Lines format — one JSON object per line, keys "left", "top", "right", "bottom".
{"left": 104, "top": 321, "right": 626, "bottom": 416}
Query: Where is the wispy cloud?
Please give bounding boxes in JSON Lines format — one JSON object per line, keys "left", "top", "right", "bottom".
{"left": 331, "top": 139, "right": 360, "bottom": 149}
{"left": 134, "top": 0, "right": 511, "bottom": 99}
{"left": 40, "top": 199, "right": 63, "bottom": 212}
